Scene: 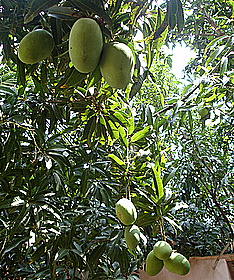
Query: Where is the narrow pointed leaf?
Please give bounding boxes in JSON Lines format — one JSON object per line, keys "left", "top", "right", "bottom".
{"left": 176, "top": 0, "right": 184, "bottom": 31}
{"left": 10, "top": 204, "right": 30, "bottom": 238}
{"left": 3, "top": 237, "right": 29, "bottom": 255}
{"left": 69, "top": 0, "right": 111, "bottom": 24}
{"left": 47, "top": 6, "right": 80, "bottom": 20}
{"left": 220, "top": 57, "right": 228, "bottom": 76}
{"left": 82, "top": 115, "right": 97, "bottom": 144}
{"left": 108, "top": 154, "right": 126, "bottom": 167}
{"left": 24, "top": 0, "right": 60, "bottom": 24}
{"left": 152, "top": 164, "right": 164, "bottom": 200}
{"left": 118, "top": 126, "right": 128, "bottom": 147}
{"left": 164, "top": 216, "right": 183, "bottom": 231}
{"left": 131, "top": 126, "right": 150, "bottom": 143}
{"left": 206, "top": 47, "right": 224, "bottom": 66}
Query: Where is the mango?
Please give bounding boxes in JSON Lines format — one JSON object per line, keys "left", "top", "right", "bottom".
{"left": 100, "top": 42, "right": 134, "bottom": 89}
{"left": 124, "top": 225, "right": 140, "bottom": 250}
{"left": 115, "top": 198, "right": 137, "bottom": 225}
{"left": 18, "top": 29, "right": 54, "bottom": 64}
{"left": 69, "top": 18, "right": 103, "bottom": 73}
{"left": 145, "top": 250, "right": 164, "bottom": 276}
{"left": 153, "top": 240, "right": 172, "bottom": 260}
{"left": 164, "top": 252, "right": 190, "bottom": 276}
{"left": 198, "top": 107, "right": 210, "bottom": 120}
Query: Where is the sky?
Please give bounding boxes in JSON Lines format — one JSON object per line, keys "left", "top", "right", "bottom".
{"left": 162, "top": 43, "right": 197, "bottom": 79}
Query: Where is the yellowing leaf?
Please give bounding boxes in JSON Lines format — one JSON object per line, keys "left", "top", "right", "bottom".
{"left": 131, "top": 126, "right": 150, "bottom": 143}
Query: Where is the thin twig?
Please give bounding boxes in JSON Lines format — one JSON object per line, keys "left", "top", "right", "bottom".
{"left": 154, "top": 83, "right": 201, "bottom": 117}
{"left": 212, "top": 242, "right": 231, "bottom": 270}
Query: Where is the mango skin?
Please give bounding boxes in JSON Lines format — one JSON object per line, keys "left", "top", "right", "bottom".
{"left": 69, "top": 18, "right": 103, "bottom": 73}
{"left": 124, "top": 225, "right": 140, "bottom": 250}
{"left": 100, "top": 42, "right": 134, "bottom": 89}
{"left": 115, "top": 198, "right": 137, "bottom": 225}
{"left": 18, "top": 29, "right": 54, "bottom": 64}
{"left": 153, "top": 240, "right": 172, "bottom": 260}
{"left": 164, "top": 252, "right": 190, "bottom": 276}
{"left": 145, "top": 250, "right": 164, "bottom": 276}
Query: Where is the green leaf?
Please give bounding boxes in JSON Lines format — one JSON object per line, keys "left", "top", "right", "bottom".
{"left": 9, "top": 204, "right": 30, "bottom": 239}
{"left": 58, "top": 67, "right": 86, "bottom": 89}
{"left": 111, "top": 111, "right": 129, "bottom": 127}
{"left": 69, "top": 0, "right": 111, "bottom": 25}
{"left": 136, "top": 212, "right": 156, "bottom": 227}
{"left": 206, "top": 47, "right": 224, "bottom": 66}
{"left": 108, "top": 154, "right": 126, "bottom": 167}
{"left": 82, "top": 115, "right": 97, "bottom": 145}
{"left": 118, "top": 126, "right": 128, "bottom": 147}
{"left": 131, "top": 126, "right": 150, "bottom": 143}
{"left": 81, "top": 169, "right": 89, "bottom": 195}
{"left": 152, "top": 164, "right": 164, "bottom": 201}
{"left": 204, "top": 35, "right": 229, "bottom": 53}
{"left": 17, "top": 59, "right": 26, "bottom": 87}
{"left": 24, "top": 0, "right": 60, "bottom": 24}
{"left": 220, "top": 57, "right": 228, "bottom": 77}
{"left": 31, "top": 243, "right": 47, "bottom": 261}
{"left": 55, "top": 248, "right": 69, "bottom": 261}
{"left": 163, "top": 216, "right": 183, "bottom": 231}
{"left": 130, "top": 70, "right": 148, "bottom": 98}
{"left": 47, "top": 5, "right": 79, "bottom": 20}
{"left": 176, "top": 0, "right": 184, "bottom": 31}
{"left": 128, "top": 114, "right": 135, "bottom": 135}
{"left": 163, "top": 167, "right": 179, "bottom": 186}
{"left": 167, "top": 0, "right": 178, "bottom": 29}
{"left": 88, "top": 243, "right": 106, "bottom": 267}
{"left": 107, "top": 118, "right": 119, "bottom": 140}
{"left": 154, "top": 26, "right": 168, "bottom": 52}
{"left": 3, "top": 236, "right": 29, "bottom": 255}
{"left": 87, "top": 66, "right": 102, "bottom": 88}
{"left": 117, "top": 247, "right": 129, "bottom": 275}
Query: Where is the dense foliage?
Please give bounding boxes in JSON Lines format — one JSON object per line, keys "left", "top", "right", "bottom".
{"left": 0, "top": 0, "right": 233, "bottom": 279}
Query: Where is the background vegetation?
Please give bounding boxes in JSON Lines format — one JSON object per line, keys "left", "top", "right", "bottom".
{"left": 0, "top": 0, "right": 233, "bottom": 279}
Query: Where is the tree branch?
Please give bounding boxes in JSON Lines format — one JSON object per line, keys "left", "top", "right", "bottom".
{"left": 154, "top": 83, "right": 201, "bottom": 117}
{"left": 199, "top": 7, "right": 225, "bottom": 36}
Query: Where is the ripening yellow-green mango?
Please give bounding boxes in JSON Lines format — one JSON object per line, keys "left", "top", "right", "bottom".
{"left": 115, "top": 198, "right": 137, "bottom": 225}
{"left": 69, "top": 18, "right": 103, "bottom": 73}
{"left": 164, "top": 252, "right": 190, "bottom": 276}
{"left": 18, "top": 29, "right": 54, "bottom": 64}
{"left": 124, "top": 225, "right": 140, "bottom": 250}
{"left": 145, "top": 250, "right": 164, "bottom": 276}
{"left": 100, "top": 42, "right": 134, "bottom": 89}
{"left": 153, "top": 240, "right": 172, "bottom": 260}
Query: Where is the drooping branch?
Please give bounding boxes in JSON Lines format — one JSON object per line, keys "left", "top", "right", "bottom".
{"left": 154, "top": 83, "right": 201, "bottom": 117}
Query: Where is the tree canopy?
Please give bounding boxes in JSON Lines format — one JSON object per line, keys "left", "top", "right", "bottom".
{"left": 0, "top": 0, "right": 233, "bottom": 279}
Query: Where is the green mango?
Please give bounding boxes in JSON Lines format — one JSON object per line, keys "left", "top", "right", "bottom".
{"left": 145, "top": 250, "right": 164, "bottom": 276}
{"left": 124, "top": 225, "right": 140, "bottom": 250}
{"left": 115, "top": 198, "right": 137, "bottom": 225}
{"left": 198, "top": 107, "right": 210, "bottom": 120}
{"left": 18, "top": 29, "right": 54, "bottom": 64}
{"left": 100, "top": 42, "right": 134, "bottom": 89}
{"left": 69, "top": 18, "right": 103, "bottom": 73}
{"left": 164, "top": 252, "right": 190, "bottom": 276}
{"left": 153, "top": 240, "right": 172, "bottom": 260}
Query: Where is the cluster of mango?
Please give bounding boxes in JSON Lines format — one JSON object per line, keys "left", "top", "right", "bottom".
{"left": 145, "top": 240, "right": 190, "bottom": 276}
{"left": 115, "top": 198, "right": 190, "bottom": 277}
{"left": 18, "top": 18, "right": 134, "bottom": 89}
{"left": 115, "top": 198, "right": 141, "bottom": 250}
